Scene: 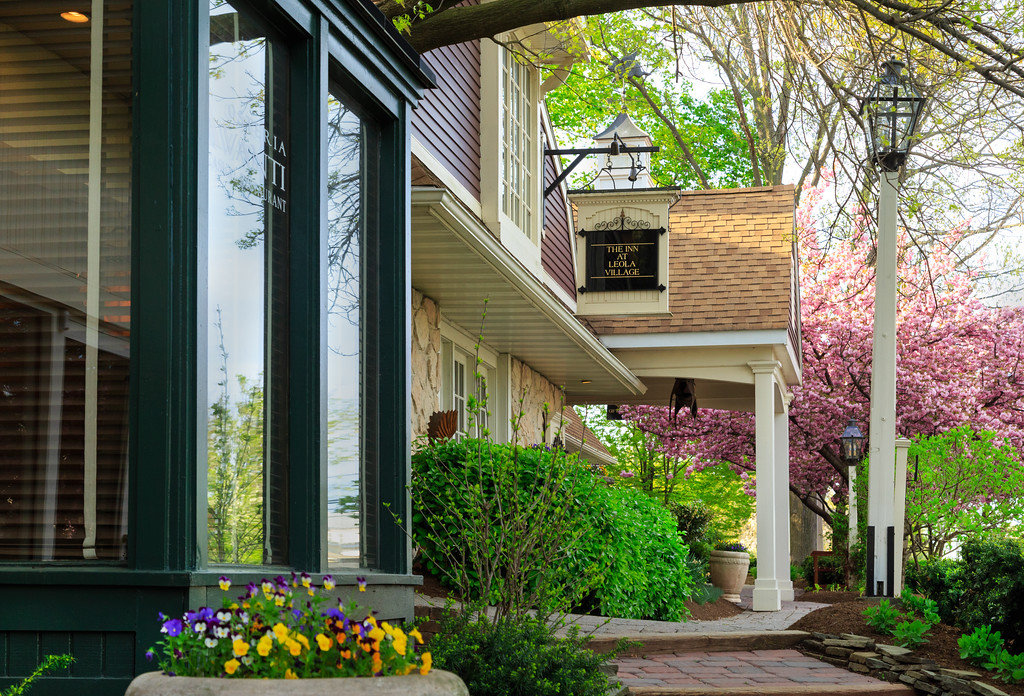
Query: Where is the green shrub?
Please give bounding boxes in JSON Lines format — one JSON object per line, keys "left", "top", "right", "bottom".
{"left": 863, "top": 599, "right": 901, "bottom": 635}
{"left": 904, "top": 558, "right": 961, "bottom": 625}
{"left": 2, "top": 655, "right": 74, "bottom": 696}
{"left": 572, "top": 483, "right": 695, "bottom": 621}
{"left": 955, "top": 539, "right": 1024, "bottom": 647}
{"left": 892, "top": 619, "right": 931, "bottom": 649}
{"left": 899, "top": 589, "right": 940, "bottom": 625}
{"left": 669, "top": 501, "right": 714, "bottom": 569}
{"left": 985, "top": 650, "right": 1024, "bottom": 683}
{"left": 430, "top": 612, "right": 616, "bottom": 696}
{"left": 412, "top": 438, "right": 694, "bottom": 622}
{"left": 800, "top": 553, "right": 844, "bottom": 587}
{"left": 959, "top": 625, "right": 1005, "bottom": 666}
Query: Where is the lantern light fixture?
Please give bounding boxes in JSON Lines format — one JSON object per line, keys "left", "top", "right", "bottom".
{"left": 840, "top": 417, "right": 866, "bottom": 465}
{"left": 859, "top": 59, "right": 927, "bottom": 172}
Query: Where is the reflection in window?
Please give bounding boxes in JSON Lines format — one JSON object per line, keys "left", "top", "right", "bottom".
{"left": 206, "top": 1, "right": 290, "bottom": 565}
{"left": 326, "top": 91, "right": 364, "bottom": 567}
{"left": 0, "top": 3, "right": 133, "bottom": 561}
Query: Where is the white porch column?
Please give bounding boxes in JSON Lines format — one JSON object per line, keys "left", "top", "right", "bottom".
{"left": 775, "top": 393, "right": 794, "bottom": 602}
{"left": 893, "top": 438, "right": 912, "bottom": 596}
{"left": 750, "top": 360, "right": 782, "bottom": 611}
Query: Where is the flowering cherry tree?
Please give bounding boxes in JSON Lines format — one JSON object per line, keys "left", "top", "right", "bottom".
{"left": 624, "top": 178, "right": 1024, "bottom": 525}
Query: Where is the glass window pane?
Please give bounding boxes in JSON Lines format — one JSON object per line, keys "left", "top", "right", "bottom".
{"left": 0, "top": 2, "right": 133, "bottom": 561}
{"left": 206, "top": 0, "right": 289, "bottom": 565}
{"left": 326, "top": 91, "right": 363, "bottom": 567}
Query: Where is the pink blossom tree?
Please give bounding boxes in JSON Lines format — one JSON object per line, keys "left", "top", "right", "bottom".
{"left": 624, "top": 177, "right": 1024, "bottom": 525}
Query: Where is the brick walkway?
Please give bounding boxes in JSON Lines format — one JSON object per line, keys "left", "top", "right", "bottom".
{"left": 614, "top": 649, "right": 895, "bottom": 690}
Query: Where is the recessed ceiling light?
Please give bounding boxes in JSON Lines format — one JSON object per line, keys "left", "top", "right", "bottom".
{"left": 60, "top": 11, "right": 89, "bottom": 23}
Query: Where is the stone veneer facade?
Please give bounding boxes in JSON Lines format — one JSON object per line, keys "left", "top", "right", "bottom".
{"left": 509, "top": 357, "right": 563, "bottom": 445}
{"left": 409, "top": 288, "right": 563, "bottom": 445}
{"left": 411, "top": 289, "right": 441, "bottom": 440}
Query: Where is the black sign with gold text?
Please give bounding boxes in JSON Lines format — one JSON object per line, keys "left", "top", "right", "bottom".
{"left": 582, "top": 227, "right": 661, "bottom": 292}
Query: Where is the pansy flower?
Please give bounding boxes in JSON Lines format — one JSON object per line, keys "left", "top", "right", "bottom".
{"left": 218, "top": 575, "right": 231, "bottom": 591}
{"left": 322, "top": 574, "right": 335, "bottom": 591}
{"left": 204, "top": 637, "right": 218, "bottom": 648}
{"left": 161, "top": 618, "right": 183, "bottom": 637}
{"left": 356, "top": 576, "right": 367, "bottom": 592}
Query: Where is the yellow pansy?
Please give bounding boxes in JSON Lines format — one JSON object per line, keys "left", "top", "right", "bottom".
{"left": 256, "top": 636, "right": 273, "bottom": 657}
{"left": 408, "top": 628, "right": 424, "bottom": 644}
{"left": 285, "top": 669, "right": 298, "bottom": 679}
{"left": 316, "top": 633, "right": 332, "bottom": 651}
{"left": 368, "top": 626, "right": 385, "bottom": 642}
{"left": 224, "top": 658, "right": 240, "bottom": 675}
{"left": 273, "top": 623, "right": 289, "bottom": 643}
{"left": 393, "top": 634, "right": 407, "bottom": 656}
{"left": 420, "top": 652, "right": 432, "bottom": 675}
{"left": 287, "top": 638, "right": 302, "bottom": 657}
{"left": 232, "top": 639, "right": 249, "bottom": 657}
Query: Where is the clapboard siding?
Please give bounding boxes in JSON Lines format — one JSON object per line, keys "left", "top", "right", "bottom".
{"left": 412, "top": 34, "right": 482, "bottom": 200}
{"left": 541, "top": 130, "right": 576, "bottom": 300}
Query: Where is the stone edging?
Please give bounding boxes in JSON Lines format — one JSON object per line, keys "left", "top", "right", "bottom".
{"left": 800, "top": 632, "right": 1011, "bottom": 696}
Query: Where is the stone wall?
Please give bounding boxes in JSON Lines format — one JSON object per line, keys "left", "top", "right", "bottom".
{"left": 801, "top": 632, "right": 1011, "bottom": 696}
{"left": 509, "top": 357, "right": 563, "bottom": 445}
{"left": 411, "top": 289, "right": 441, "bottom": 440}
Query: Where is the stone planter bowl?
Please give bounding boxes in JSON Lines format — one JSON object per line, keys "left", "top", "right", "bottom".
{"left": 125, "top": 669, "right": 469, "bottom": 696}
{"left": 708, "top": 549, "right": 750, "bottom": 603}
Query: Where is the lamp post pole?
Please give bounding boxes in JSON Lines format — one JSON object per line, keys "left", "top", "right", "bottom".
{"left": 866, "top": 169, "right": 900, "bottom": 597}
{"left": 858, "top": 58, "right": 926, "bottom": 597}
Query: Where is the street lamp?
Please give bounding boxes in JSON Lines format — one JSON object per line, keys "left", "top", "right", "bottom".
{"left": 840, "top": 418, "right": 865, "bottom": 560}
{"left": 840, "top": 418, "right": 865, "bottom": 464}
{"left": 859, "top": 58, "right": 926, "bottom": 597}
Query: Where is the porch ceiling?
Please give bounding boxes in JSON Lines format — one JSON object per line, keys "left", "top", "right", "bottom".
{"left": 410, "top": 188, "right": 646, "bottom": 402}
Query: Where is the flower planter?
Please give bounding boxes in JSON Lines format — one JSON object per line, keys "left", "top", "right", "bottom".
{"left": 125, "top": 669, "right": 469, "bottom": 696}
{"left": 708, "top": 549, "right": 750, "bottom": 603}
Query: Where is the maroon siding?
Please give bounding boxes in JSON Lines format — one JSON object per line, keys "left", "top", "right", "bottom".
{"left": 412, "top": 36, "right": 481, "bottom": 200}
{"left": 541, "top": 126, "right": 577, "bottom": 300}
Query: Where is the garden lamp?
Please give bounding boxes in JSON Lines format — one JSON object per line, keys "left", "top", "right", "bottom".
{"left": 840, "top": 418, "right": 865, "bottom": 465}
{"left": 859, "top": 59, "right": 927, "bottom": 172}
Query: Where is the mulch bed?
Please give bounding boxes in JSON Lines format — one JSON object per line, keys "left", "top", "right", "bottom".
{"left": 787, "top": 596, "right": 1024, "bottom": 696}
{"left": 797, "top": 589, "right": 863, "bottom": 604}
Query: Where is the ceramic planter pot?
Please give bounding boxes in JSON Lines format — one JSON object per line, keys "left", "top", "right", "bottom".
{"left": 708, "top": 549, "right": 750, "bottom": 603}
{"left": 124, "top": 669, "right": 469, "bottom": 696}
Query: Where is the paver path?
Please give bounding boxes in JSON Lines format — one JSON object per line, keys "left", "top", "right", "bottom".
{"left": 614, "top": 649, "right": 912, "bottom": 694}
{"left": 557, "top": 585, "right": 824, "bottom": 636}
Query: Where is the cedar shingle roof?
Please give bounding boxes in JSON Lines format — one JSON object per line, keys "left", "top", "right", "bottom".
{"left": 586, "top": 185, "right": 796, "bottom": 335}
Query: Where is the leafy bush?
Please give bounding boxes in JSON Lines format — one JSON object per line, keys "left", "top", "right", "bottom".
{"left": 863, "top": 600, "right": 901, "bottom": 635}
{"left": 959, "top": 625, "right": 1005, "bottom": 666}
{"left": 571, "top": 483, "right": 695, "bottom": 621}
{"left": 899, "top": 589, "right": 940, "bottom": 625}
{"left": 955, "top": 538, "right": 1024, "bottom": 647}
{"left": 800, "top": 553, "right": 844, "bottom": 587}
{"left": 892, "top": 619, "right": 931, "bottom": 649}
{"left": 985, "top": 650, "right": 1024, "bottom": 683}
{"left": 904, "top": 558, "right": 962, "bottom": 625}
{"left": 670, "top": 501, "right": 714, "bottom": 568}
{"left": 430, "top": 612, "right": 616, "bottom": 696}
{"left": 412, "top": 438, "right": 695, "bottom": 622}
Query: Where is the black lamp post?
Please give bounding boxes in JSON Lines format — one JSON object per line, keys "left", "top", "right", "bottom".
{"left": 859, "top": 59, "right": 927, "bottom": 172}
{"left": 840, "top": 418, "right": 865, "bottom": 465}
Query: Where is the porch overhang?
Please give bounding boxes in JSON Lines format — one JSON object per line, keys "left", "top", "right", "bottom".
{"left": 568, "top": 329, "right": 801, "bottom": 411}
{"left": 411, "top": 187, "right": 646, "bottom": 401}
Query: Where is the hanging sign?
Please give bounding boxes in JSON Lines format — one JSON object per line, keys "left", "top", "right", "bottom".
{"left": 579, "top": 210, "right": 664, "bottom": 292}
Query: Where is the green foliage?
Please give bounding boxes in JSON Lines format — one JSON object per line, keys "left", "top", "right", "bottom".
{"left": 411, "top": 437, "right": 695, "bottom": 621}
{"left": 670, "top": 501, "right": 714, "bottom": 573}
{"left": 958, "top": 625, "right": 1005, "bottom": 666}
{"left": 1, "top": 655, "right": 74, "bottom": 696}
{"left": 899, "top": 589, "right": 940, "bottom": 625}
{"left": 984, "top": 650, "right": 1024, "bottom": 683}
{"left": 906, "top": 427, "right": 1024, "bottom": 560}
{"left": 690, "top": 583, "right": 724, "bottom": 605}
{"left": 955, "top": 538, "right": 1024, "bottom": 647}
{"left": 904, "top": 558, "right": 962, "bottom": 625}
{"left": 573, "top": 483, "right": 695, "bottom": 621}
{"left": 892, "top": 619, "right": 932, "bottom": 649}
{"left": 862, "top": 600, "right": 902, "bottom": 636}
{"left": 430, "top": 612, "right": 617, "bottom": 696}
{"left": 666, "top": 463, "right": 756, "bottom": 543}
{"left": 546, "top": 12, "right": 755, "bottom": 190}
